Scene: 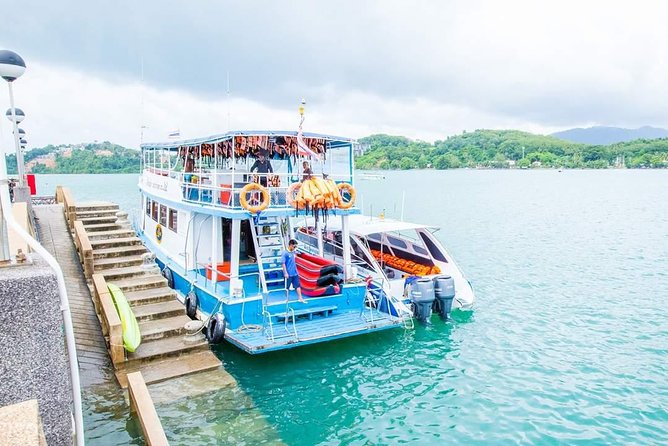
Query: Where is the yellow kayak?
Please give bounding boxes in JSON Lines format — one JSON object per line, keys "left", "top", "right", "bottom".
{"left": 107, "top": 283, "right": 142, "bottom": 352}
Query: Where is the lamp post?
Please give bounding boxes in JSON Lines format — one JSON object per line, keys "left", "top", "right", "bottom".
{"left": 0, "top": 50, "right": 26, "bottom": 262}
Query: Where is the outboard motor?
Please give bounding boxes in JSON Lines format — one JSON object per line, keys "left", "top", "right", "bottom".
{"left": 433, "top": 275, "right": 456, "bottom": 320}
{"left": 410, "top": 278, "right": 436, "bottom": 323}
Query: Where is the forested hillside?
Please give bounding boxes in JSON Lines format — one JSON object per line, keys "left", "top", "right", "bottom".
{"left": 356, "top": 130, "right": 668, "bottom": 169}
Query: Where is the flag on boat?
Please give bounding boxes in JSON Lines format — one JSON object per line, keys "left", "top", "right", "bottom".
{"left": 168, "top": 130, "right": 180, "bottom": 139}
{"left": 297, "top": 128, "right": 318, "bottom": 158}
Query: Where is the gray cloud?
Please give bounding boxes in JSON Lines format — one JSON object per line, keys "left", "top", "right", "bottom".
{"left": 3, "top": 0, "right": 668, "bottom": 131}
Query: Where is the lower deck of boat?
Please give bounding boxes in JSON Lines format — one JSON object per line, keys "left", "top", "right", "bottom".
{"left": 226, "top": 307, "right": 400, "bottom": 354}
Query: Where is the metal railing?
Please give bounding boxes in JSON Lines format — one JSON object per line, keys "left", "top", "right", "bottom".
{"left": 144, "top": 168, "right": 353, "bottom": 212}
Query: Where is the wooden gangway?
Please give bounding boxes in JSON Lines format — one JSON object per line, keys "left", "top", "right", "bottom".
{"left": 34, "top": 203, "right": 111, "bottom": 386}
{"left": 48, "top": 187, "right": 232, "bottom": 389}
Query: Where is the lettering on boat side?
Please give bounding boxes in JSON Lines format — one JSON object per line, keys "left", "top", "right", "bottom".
{"left": 146, "top": 178, "right": 168, "bottom": 191}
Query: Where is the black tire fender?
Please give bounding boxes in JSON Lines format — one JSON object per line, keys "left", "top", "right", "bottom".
{"left": 184, "top": 291, "right": 198, "bottom": 320}
{"left": 161, "top": 267, "right": 175, "bottom": 289}
{"left": 206, "top": 313, "right": 226, "bottom": 344}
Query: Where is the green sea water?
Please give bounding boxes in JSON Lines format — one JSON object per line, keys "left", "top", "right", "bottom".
{"left": 37, "top": 169, "right": 668, "bottom": 445}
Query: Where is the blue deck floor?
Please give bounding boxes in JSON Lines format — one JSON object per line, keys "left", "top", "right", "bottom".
{"left": 225, "top": 308, "right": 403, "bottom": 354}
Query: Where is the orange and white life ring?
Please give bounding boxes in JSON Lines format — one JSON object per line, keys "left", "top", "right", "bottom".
{"left": 337, "top": 183, "right": 356, "bottom": 209}
{"left": 240, "top": 182, "right": 270, "bottom": 214}
{"left": 287, "top": 182, "right": 302, "bottom": 208}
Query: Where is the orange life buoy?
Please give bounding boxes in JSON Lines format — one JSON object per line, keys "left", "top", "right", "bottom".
{"left": 240, "top": 182, "right": 270, "bottom": 214}
{"left": 337, "top": 183, "right": 356, "bottom": 209}
{"left": 287, "top": 182, "right": 302, "bottom": 208}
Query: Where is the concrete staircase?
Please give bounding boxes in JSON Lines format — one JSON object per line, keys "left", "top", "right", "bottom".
{"left": 72, "top": 202, "right": 223, "bottom": 389}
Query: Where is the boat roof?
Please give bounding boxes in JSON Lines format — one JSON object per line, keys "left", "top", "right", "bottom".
{"left": 301, "top": 215, "right": 437, "bottom": 236}
{"left": 141, "top": 130, "right": 356, "bottom": 150}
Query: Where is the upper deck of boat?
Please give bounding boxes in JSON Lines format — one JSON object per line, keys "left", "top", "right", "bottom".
{"left": 140, "top": 130, "right": 360, "bottom": 219}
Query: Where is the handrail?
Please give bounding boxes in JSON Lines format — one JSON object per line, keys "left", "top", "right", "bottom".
{"left": 73, "top": 220, "right": 94, "bottom": 280}
{"left": 262, "top": 309, "right": 275, "bottom": 342}
{"left": 127, "top": 371, "right": 169, "bottom": 446}
{"left": 142, "top": 168, "right": 354, "bottom": 211}
{"left": 0, "top": 182, "right": 85, "bottom": 446}
{"left": 92, "top": 273, "right": 125, "bottom": 365}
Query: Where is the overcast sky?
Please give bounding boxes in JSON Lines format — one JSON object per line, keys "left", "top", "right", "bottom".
{"left": 1, "top": 0, "right": 667, "bottom": 149}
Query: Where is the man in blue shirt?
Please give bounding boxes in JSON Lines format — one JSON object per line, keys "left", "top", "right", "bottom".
{"left": 282, "top": 239, "right": 305, "bottom": 303}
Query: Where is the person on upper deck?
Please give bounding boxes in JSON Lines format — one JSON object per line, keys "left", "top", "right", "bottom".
{"left": 250, "top": 151, "right": 273, "bottom": 187}
{"left": 302, "top": 161, "right": 313, "bottom": 181}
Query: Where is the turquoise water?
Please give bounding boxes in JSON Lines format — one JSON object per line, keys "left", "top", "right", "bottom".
{"left": 37, "top": 170, "right": 668, "bottom": 444}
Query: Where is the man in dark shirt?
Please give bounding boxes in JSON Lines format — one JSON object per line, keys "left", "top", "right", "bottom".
{"left": 250, "top": 151, "right": 273, "bottom": 187}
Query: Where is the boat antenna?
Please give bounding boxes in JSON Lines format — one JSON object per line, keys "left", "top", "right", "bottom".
{"left": 400, "top": 190, "right": 406, "bottom": 221}
{"left": 140, "top": 56, "right": 145, "bottom": 145}
{"left": 226, "top": 70, "right": 231, "bottom": 131}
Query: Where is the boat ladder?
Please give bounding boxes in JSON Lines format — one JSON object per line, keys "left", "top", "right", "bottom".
{"left": 249, "top": 215, "right": 287, "bottom": 295}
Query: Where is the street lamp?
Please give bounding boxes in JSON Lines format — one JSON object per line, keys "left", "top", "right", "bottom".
{"left": 0, "top": 50, "right": 27, "bottom": 188}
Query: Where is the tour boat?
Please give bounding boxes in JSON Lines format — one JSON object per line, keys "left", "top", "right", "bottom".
{"left": 294, "top": 215, "right": 475, "bottom": 323}
{"left": 137, "top": 129, "right": 407, "bottom": 354}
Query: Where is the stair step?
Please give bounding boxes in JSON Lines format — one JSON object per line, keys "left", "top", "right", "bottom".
{"left": 125, "top": 287, "right": 177, "bottom": 306}
{"left": 87, "top": 229, "right": 136, "bottom": 240}
{"left": 124, "top": 333, "right": 209, "bottom": 366}
{"left": 132, "top": 300, "right": 186, "bottom": 322}
{"left": 79, "top": 216, "right": 118, "bottom": 225}
{"left": 266, "top": 277, "right": 285, "bottom": 284}
{"left": 90, "top": 236, "right": 143, "bottom": 250}
{"left": 115, "top": 350, "right": 222, "bottom": 389}
{"left": 83, "top": 222, "right": 121, "bottom": 232}
{"left": 99, "top": 265, "right": 155, "bottom": 281}
{"left": 75, "top": 202, "right": 119, "bottom": 212}
{"left": 75, "top": 209, "right": 121, "bottom": 218}
{"left": 139, "top": 315, "right": 191, "bottom": 341}
{"left": 92, "top": 245, "right": 148, "bottom": 259}
{"left": 94, "top": 254, "right": 146, "bottom": 270}
{"left": 111, "top": 275, "right": 167, "bottom": 292}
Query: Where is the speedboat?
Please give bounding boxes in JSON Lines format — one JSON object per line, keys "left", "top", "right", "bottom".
{"left": 293, "top": 214, "right": 475, "bottom": 323}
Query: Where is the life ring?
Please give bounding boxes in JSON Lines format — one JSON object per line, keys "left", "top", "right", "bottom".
{"left": 206, "top": 313, "right": 226, "bottom": 344}
{"left": 161, "top": 267, "right": 175, "bottom": 289}
{"left": 155, "top": 224, "right": 163, "bottom": 243}
{"left": 337, "top": 183, "right": 356, "bottom": 209}
{"left": 185, "top": 291, "right": 199, "bottom": 320}
{"left": 239, "top": 182, "right": 270, "bottom": 214}
{"left": 287, "top": 182, "right": 302, "bottom": 208}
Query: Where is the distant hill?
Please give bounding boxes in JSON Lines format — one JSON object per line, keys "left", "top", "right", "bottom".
{"left": 5, "top": 142, "right": 140, "bottom": 174}
{"left": 356, "top": 130, "right": 668, "bottom": 169}
{"left": 551, "top": 126, "right": 668, "bottom": 145}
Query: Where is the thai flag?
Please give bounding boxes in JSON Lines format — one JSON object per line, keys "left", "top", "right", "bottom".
{"left": 297, "top": 128, "right": 318, "bottom": 158}
{"left": 168, "top": 130, "right": 180, "bottom": 139}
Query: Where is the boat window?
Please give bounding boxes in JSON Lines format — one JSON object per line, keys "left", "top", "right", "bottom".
{"left": 168, "top": 209, "right": 178, "bottom": 232}
{"left": 419, "top": 232, "right": 448, "bottom": 262}
{"left": 414, "top": 245, "right": 429, "bottom": 256}
{"left": 159, "top": 204, "right": 167, "bottom": 226}
{"left": 151, "top": 201, "right": 158, "bottom": 221}
{"left": 367, "top": 233, "right": 381, "bottom": 241}
{"left": 387, "top": 235, "right": 408, "bottom": 249}
{"left": 145, "top": 198, "right": 151, "bottom": 216}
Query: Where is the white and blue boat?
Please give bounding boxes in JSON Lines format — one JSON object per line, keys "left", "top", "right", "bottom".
{"left": 137, "top": 129, "right": 407, "bottom": 354}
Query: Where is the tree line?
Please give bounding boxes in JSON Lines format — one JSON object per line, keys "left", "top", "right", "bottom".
{"left": 5, "top": 141, "right": 141, "bottom": 174}
{"left": 356, "top": 130, "right": 668, "bottom": 169}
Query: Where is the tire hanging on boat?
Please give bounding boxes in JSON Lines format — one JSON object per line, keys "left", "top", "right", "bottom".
{"left": 185, "top": 291, "right": 199, "bottom": 320}
{"left": 161, "top": 267, "right": 175, "bottom": 289}
{"left": 206, "top": 313, "right": 226, "bottom": 344}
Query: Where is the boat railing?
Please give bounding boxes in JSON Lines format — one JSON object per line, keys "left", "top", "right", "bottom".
{"left": 145, "top": 168, "right": 352, "bottom": 212}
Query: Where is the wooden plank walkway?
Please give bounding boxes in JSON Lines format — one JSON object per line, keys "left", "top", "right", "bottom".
{"left": 34, "top": 204, "right": 111, "bottom": 387}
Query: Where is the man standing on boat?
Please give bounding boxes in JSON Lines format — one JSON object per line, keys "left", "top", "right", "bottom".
{"left": 250, "top": 150, "right": 273, "bottom": 187}
{"left": 283, "top": 239, "right": 306, "bottom": 303}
